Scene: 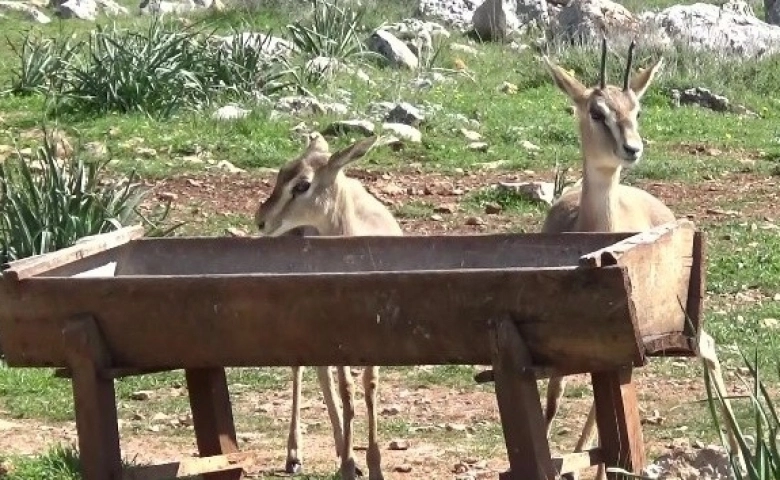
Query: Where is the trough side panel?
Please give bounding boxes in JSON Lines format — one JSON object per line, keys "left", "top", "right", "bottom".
{"left": 112, "top": 233, "right": 634, "bottom": 276}
{"left": 0, "top": 267, "right": 642, "bottom": 372}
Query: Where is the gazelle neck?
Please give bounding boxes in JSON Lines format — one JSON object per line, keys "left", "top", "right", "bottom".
{"left": 577, "top": 135, "right": 623, "bottom": 232}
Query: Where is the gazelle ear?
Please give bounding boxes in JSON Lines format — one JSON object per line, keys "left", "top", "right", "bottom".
{"left": 324, "top": 136, "right": 379, "bottom": 172}
{"left": 629, "top": 57, "right": 664, "bottom": 99}
{"left": 542, "top": 55, "right": 588, "bottom": 104}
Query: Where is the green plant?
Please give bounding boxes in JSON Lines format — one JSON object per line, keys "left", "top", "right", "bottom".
{"left": 286, "top": 0, "right": 368, "bottom": 61}
{"left": 0, "top": 129, "right": 176, "bottom": 265}
{"left": 57, "top": 19, "right": 209, "bottom": 117}
{"left": 4, "top": 30, "right": 79, "bottom": 96}
{"left": 704, "top": 349, "right": 780, "bottom": 480}
{"left": 0, "top": 445, "right": 82, "bottom": 480}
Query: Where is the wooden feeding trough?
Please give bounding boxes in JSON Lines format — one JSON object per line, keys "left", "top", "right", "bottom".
{"left": 0, "top": 219, "right": 704, "bottom": 480}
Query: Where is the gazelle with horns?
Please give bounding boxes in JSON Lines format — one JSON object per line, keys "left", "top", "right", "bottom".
{"left": 540, "top": 38, "right": 675, "bottom": 477}
{"left": 255, "top": 132, "right": 402, "bottom": 480}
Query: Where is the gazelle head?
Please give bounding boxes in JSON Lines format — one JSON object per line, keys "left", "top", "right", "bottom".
{"left": 543, "top": 39, "right": 664, "bottom": 171}
{"left": 255, "top": 133, "right": 379, "bottom": 237}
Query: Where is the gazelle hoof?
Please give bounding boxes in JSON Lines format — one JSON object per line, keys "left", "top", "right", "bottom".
{"left": 285, "top": 458, "right": 302, "bottom": 474}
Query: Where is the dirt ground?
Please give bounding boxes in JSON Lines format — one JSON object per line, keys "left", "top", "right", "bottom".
{"left": 0, "top": 166, "right": 777, "bottom": 479}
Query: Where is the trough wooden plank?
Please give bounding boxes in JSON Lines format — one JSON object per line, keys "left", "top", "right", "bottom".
{"left": 1, "top": 225, "right": 143, "bottom": 281}
{"left": 0, "top": 266, "right": 643, "bottom": 372}
{"left": 112, "top": 232, "right": 634, "bottom": 277}
{"left": 122, "top": 452, "right": 250, "bottom": 480}
{"left": 579, "top": 220, "right": 697, "bottom": 342}
{"left": 553, "top": 448, "right": 602, "bottom": 475}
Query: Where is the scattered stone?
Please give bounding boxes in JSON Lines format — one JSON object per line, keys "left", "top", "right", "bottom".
{"left": 554, "top": 0, "right": 636, "bottom": 42}
{"left": 225, "top": 227, "right": 248, "bottom": 237}
{"left": 641, "top": 444, "right": 733, "bottom": 479}
{"left": 460, "top": 128, "right": 482, "bottom": 141}
{"left": 671, "top": 87, "right": 756, "bottom": 116}
{"left": 434, "top": 204, "right": 457, "bottom": 214}
{"left": 450, "top": 43, "right": 479, "bottom": 55}
{"left": 468, "top": 141, "right": 489, "bottom": 152}
{"left": 497, "top": 181, "right": 555, "bottom": 205}
{"left": 157, "top": 192, "right": 178, "bottom": 202}
{"left": 465, "top": 216, "right": 485, "bottom": 226}
{"left": 0, "top": 1, "right": 51, "bottom": 23}
{"left": 394, "top": 464, "right": 413, "bottom": 473}
{"left": 382, "top": 122, "right": 422, "bottom": 143}
{"left": 430, "top": 214, "right": 444, "bottom": 222}
{"left": 520, "top": 140, "right": 540, "bottom": 151}
{"left": 485, "top": 202, "right": 502, "bottom": 214}
{"left": 151, "top": 412, "right": 171, "bottom": 422}
{"left": 321, "top": 119, "right": 375, "bottom": 137}
{"left": 516, "top": 0, "right": 551, "bottom": 28}
{"left": 500, "top": 81, "right": 518, "bottom": 94}
{"left": 214, "top": 160, "right": 246, "bottom": 174}
{"left": 212, "top": 104, "right": 250, "bottom": 121}
{"left": 214, "top": 32, "right": 294, "bottom": 59}
{"left": 385, "top": 103, "right": 425, "bottom": 126}
{"left": 366, "top": 29, "right": 419, "bottom": 70}
{"left": 389, "top": 439, "right": 410, "bottom": 450}
{"left": 135, "top": 146, "right": 157, "bottom": 158}
{"left": 306, "top": 56, "right": 341, "bottom": 77}
{"left": 381, "top": 405, "right": 401, "bottom": 415}
{"left": 472, "top": 0, "right": 518, "bottom": 41}
{"left": 641, "top": 409, "right": 664, "bottom": 425}
{"left": 275, "top": 96, "right": 325, "bottom": 116}
{"left": 130, "top": 391, "right": 153, "bottom": 401}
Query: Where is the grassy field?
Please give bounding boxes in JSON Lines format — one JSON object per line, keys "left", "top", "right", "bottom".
{"left": 0, "top": 0, "right": 779, "bottom": 478}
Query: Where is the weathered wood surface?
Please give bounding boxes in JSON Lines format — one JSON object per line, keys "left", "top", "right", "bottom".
{"left": 579, "top": 220, "right": 697, "bottom": 341}
{"left": 63, "top": 315, "right": 123, "bottom": 480}
{"left": 122, "top": 452, "right": 250, "bottom": 480}
{"left": 591, "top": 368, "right": 646, "bottom": 479}
{"left": 111, "top": 232, "right": 634, "bottom": 276}
{"left": 1, "top": 225, "right": 143, "bottom": 281}
{"left": 490, "top": 318, "right": 557, "bottom": 480}
{"left": 0, "top": 266, "right": 643, "bottom": 373}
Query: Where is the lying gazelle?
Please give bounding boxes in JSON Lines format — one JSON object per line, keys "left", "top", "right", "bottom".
{"left": 541, "top": 39, "right": 673, "bottom": 478}
{"left": 255, "top": 132, "right": 402, "bottom": 480}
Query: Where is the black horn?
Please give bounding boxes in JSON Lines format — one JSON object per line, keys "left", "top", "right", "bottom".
{"left": 623, "top": 40, "right": 636, "bottom": 91}
{"left": 599, "top": 36, "right": 607, "bottom": 89}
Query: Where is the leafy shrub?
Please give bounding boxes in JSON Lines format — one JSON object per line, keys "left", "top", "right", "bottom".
{"left": 286, "top": 0, "right": 368, "bottom": 60}
{"left": 0, "top": 129, "right": 175, "bottom": 265}
{"left": 4, "top": 31, "right": 79, "bottom": 96}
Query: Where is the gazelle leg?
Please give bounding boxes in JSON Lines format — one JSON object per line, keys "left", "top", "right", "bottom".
{"left": 338, "top": 366, "right": 358, "bottom": 480}
{"left": 285, "top": 366, "right": 304, "bottom": 474}
{"left": 316, "top": 366, "right": 344, "bottom": 458}
{"left": 545, "top": 375, "right": 567, "bottom": 437}
{"left": 363, "top": 366, "right": 384, "bottom": 480}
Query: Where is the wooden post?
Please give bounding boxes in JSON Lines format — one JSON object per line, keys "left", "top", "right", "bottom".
{"left": 591, "top": 368, "right": 645, "bottom": 480}
{"left": 490, "top": 318, "right": 557, "bottom": 480}
{"left": 62, "top": 315, "right": 123, "bottom": 480}
{"left": 185, "top": 368, "right": 242, "bottom": 480}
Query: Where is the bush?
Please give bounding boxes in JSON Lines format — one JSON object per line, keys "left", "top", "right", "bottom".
{"left": 5, "top": 19, "right": 294, "bottom": 117}
{"left": 286, "top": 0, "right": 368, "bottom": 61}
{"left": 0, "top": 129, "right": 175, "bottom": 265}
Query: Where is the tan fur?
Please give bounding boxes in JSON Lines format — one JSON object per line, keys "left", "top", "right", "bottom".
{"left": 255, "top": 133, "right": 401, "bottom": 480}
{"left": 541, "top": 52, "right": 675, "bottom": 480}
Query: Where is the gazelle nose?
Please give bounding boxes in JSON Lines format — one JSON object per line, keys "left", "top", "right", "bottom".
{"left": 257, "top": 221, "right": 266, "bottom": 230}
{"left": 623, "top": 144, "right": 641, "bottom": 155}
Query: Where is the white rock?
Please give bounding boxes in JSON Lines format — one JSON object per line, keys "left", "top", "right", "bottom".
{"left": 385, "top": 103, "right": 425, "bottom": 126}
{"left": 366, "top": 29, "right": 419, "bottom": 70}
{"left": 212, "top": 105, "right": 250, "bottom": 121}
{"left": 498, "top": 181, "right": 554, "bottom": 205}
{"left": 305, "top": 56, "right": 341, "bottom": 77}
{"left": 0, "top": 0, "right": 51, "bottom": 22}
{"left": 56, "top": 0, "right": 97, "bottom": 20}
{"left": 650, "top": 1, "right": 780, "bottom": 56}
{"left": 216, "top": 32, "right": 294, "bottom": 59}
{"left": 450, "top": 43, "right": 479, "bottom": 55}
{"left": 553, "top": 0, "right": 636, "bottom": 42}
{"left": 382, "top": 123, "right": 422, "bottom": 143}
{"left": 96, "top": 0, "right": 127, "bottom": 15}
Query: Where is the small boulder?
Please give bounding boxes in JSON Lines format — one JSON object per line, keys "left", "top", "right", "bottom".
{"left": 472, "top": 0, "right": 517, "bottom": 41}
{"left": 321, "top": 119, "right": 375, "bottom": 137}
{"left": 385, "top": 103, "right": 425, "bottom": 126}
{"left": 366, "top": 29, "right": 419, "bottom": 69}
{"left": 382, "top": 123, "right": 422, "bottom": 143}
{"left": 0, "top": 0, "right": 51, "bottom": 21}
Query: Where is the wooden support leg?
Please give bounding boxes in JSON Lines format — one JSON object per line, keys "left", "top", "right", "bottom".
{"left": 490, "top": 318, "right": 557, "bottom": 480}
{"left": 62, "top": 315, "right": 123, "bottom": 480}
{"left": 186, "top": 368, "right": 242, "bottom": 480}
{"left": 591, "top": 368, "right": 645, "bottom": 480}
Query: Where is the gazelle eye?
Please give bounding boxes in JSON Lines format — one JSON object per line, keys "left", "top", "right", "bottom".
{"left": 292, "top": 180, "right": 310, "bottom": 195}
{"left": 590, "top": 110, "right": 606, "bottom": 122}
